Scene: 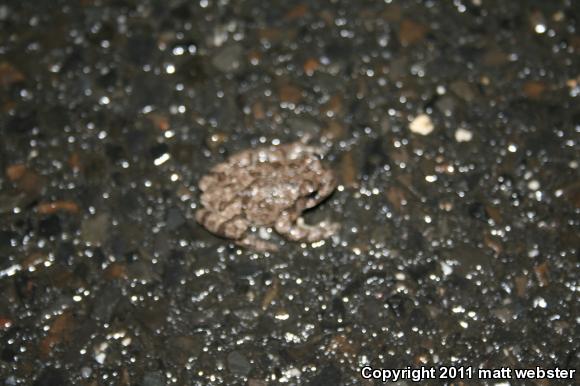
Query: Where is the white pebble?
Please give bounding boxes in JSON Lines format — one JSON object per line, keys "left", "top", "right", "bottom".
{"left": 440, "top": 261, "right": 453, "bottom": 276}
{"left": 455, "top": 128, "right": 473, "bottom": 142}
{"left": 81, "top": 367, "right": 92, "bottom": 378}
{"left": 533, "top": 297, "right": 547, "bottom": 308}
{"left": 94, "top": 352, "right": 106, "bottom": 364}
{"left": 527, "top": 180, "right": 540, "bottom": 191}
{"left": 409, "top": 114, "right": 434, "bottom": 135}
{"left": 93, "top": 342, "right": 108, "bottom": 364}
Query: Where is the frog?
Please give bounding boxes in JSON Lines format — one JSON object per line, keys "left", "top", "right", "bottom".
{"left": 195, "top": 138, "right": 339, "bottom": 251}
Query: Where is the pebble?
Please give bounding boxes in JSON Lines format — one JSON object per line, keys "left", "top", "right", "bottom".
{"left": 227, "top": 351, "right": 251, "bottom": 376}
{"left": 80, "top": 367, "right": 92, "bottom": 379}
{"left": 527, "top": 180, "right": 540, "bottom": 191}
{"left": 399, "top": 19, "right": 428, "bottom": 46}
{"left": 93, "top": 342, "right": 108, "bottom": 364}
{"left": 0, "top": 6, "right": 8, "bottom": 21}
{"left": 32, "top": 368, "right": 66, "bottom": 386}
{"left": 212, "top": 44, "right": 243, "bottom": 73}
{"left": 142, "top": 371, "right": 165, "bottom": 386}
{"left": 81, "top": 213, "right": 110, "bottom": 246}
{"left": 409, "top": 114, "right": 434, "bottom": 135}
{"left": 455, "top": 128, "right": 473, "bottom": 142}
{"left": 4, "top": 376, "right": 16, "bottom": 386}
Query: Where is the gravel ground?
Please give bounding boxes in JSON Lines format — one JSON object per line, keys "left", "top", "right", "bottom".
{"left": 0, "top": 0, "right": 579, "bottom": 385}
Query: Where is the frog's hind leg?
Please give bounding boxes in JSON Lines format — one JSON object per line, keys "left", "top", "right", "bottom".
{"left": 274, "top": 212, "right": 339, "bottom": 243}
{"left": 195, "top": 209, "right": 248, "bottom": 240}
{"left": 235, "top": 235, "right": 279, "bottom": 252}
{"left": 196, "top": 209, "right": 278, "bottom": 251}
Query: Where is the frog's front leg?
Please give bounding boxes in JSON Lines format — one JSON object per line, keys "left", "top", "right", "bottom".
{"left": 284, "top": 142, "right": 327, "bottom": 160}
{"left": 304, "top": 169, "right": 337, "bottom": 209}
{"left": 274, "top": 212, "right": 339, "bottom": 243}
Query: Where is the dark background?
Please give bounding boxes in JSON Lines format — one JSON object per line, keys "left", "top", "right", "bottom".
{"left": 0, "top": 0, "right": 578, "bottom": 385}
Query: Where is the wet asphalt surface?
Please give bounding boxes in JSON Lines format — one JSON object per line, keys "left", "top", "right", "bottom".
{"left": 0, "top": 0, "right": 579, "bottom": 385}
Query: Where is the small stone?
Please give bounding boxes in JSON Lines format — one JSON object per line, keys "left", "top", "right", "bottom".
{"left": 435, "top": 95, "right": 456, "bottom": 116}
{"left": 409, "top": 114, "right": 434, "bottom": 135}
{"left": 91, "top": 286, "right": 121, "bottom": 322}
{"left": 327, "top": 334, "right": 358, "bottom": 356}
{"left": 514, "top": 276, "right": 529, "bottom": 297}
{"left": 492, "top": 307, "right": 513, "bottom": 323}
{"left": 0, "top": 316, "right": 13, "bottom": 331}
{"left": 382, "top": 3, "right": 402, "bottom": 22}
{"left": 80, "top": 367, "right": 92, "bottom": 379}
{"left": 399, "top": 19, "right": 428, "bottom": 46}
{"left": 455, "top": 128, "right": 473, "bottom": 142}
{"left": 529, "top": 10, "right": 547, "bottom": 34}
{"left": 308, "top": 364, "right": 342, "bottom": 386}
{"left": 487, "top": 206, "right": 503, "bottom": 222}
{"left": 483, "top": 233, "right": 502, "bottom": 255}
{"left": 146, "top": 113, "right": 170, "bottom": 131}
{"left": 522, "top": 81, "right": 546, "bottom": 99}
{"left": 450, "top": 80, "right": 476, "bottom": 102}
{"left": 285, "top": 4, "right": 309, "bottom": 20}
{"left": 278, "top": 84, "right": 303, "bottom": 104}
{"left": 247, "top": 380, "right": 267, "bottom": 386}
{"left": 561, "top": 181, "right": 580, "bottom": 208}
{"left": 323, "top": 120, "right": 346, "bottom": 140}
{"left": 534, "top": 262, "right": 550, "bottom": 287}
{"left": 386, "top": 187, "right": 407, "bottom": 212}
{"left": 286, "top": 116, "right": 320, "bottom": 137}
{"left": 39, "top": 312, "right": 75, "bottom": 357}
{"left": 103, "top": 262, "right": 127, "bottom": 280}
{"left": 165, "top": 207, "right": 186, "bottom": 230}
{"left": 252, "top": 102, "right": 265, "bottom": 119}
{"left": 126, "top": 260, "right": 159, "bottom": 283}
{"left": 37, "top": 201, "right": 79, "bottom": 215}
{"left": 483, "top": 48, "right": 509, "bottom": 66}
{"left": 206, "top": 132, "right": 228, "bottom": 152}
{"left": 527, "top": 180, "right": 540, "bottom": 191}
{"left": 228, "top": 260, "right": 263, "bottom": 277}
{"left": 261, "top": 278, "right": 280, "bottom": 310}
{"left": 93, "top": 344, "right": 107, "bottom": 365}
{"left": 0, "top": 5, "right": 9, "bottom": 21}
{"left": 0, "top": 62, "right": 25, "bottom": 87}
{"left": 81, "top": 213, "right": 109, "bottom": 246}
{"left": 257, "top": 28, "right": 288, "bottom": 44}
{"left": 32, "top": 367, "right": 66, "bottom": 386}
{"left": 248, "top": 50, "right": 261, "bottom": 65}
{"left": 227, "top": 350, "right": 251, "bottom": 376}
{"left": 6, "top": 165, "right": 45, "bottom": 195}
{"left": 149, "top": 143, "right": 170, "bottom": 164}
{"left": 6, "top": 164, "right": 27, "bottom": 181}
{"left": 339, "top": 151, "right": 358, "bottom": 188}
{"left": 164, "top": 335, "right": 204, "bottom": 366}
{"left": 142, "top": 371, "right": 165, "bottom": 386}
{"left": 321, "top": 94, "right": 343, "bottom": 117}
{"left": 212, "top": 44, "right": 243, "bottom": 73}
{"left": 303, "top": 58, "right": 319, "bottom": 75}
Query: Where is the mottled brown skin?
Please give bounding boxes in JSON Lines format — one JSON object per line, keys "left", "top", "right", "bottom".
{"left": 196, "top": 139, "right": 339, "bottom": 251}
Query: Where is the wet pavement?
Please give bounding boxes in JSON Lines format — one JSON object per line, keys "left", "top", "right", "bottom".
{"left": 0, "top": 0, "right": 579, "bottom": 385}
